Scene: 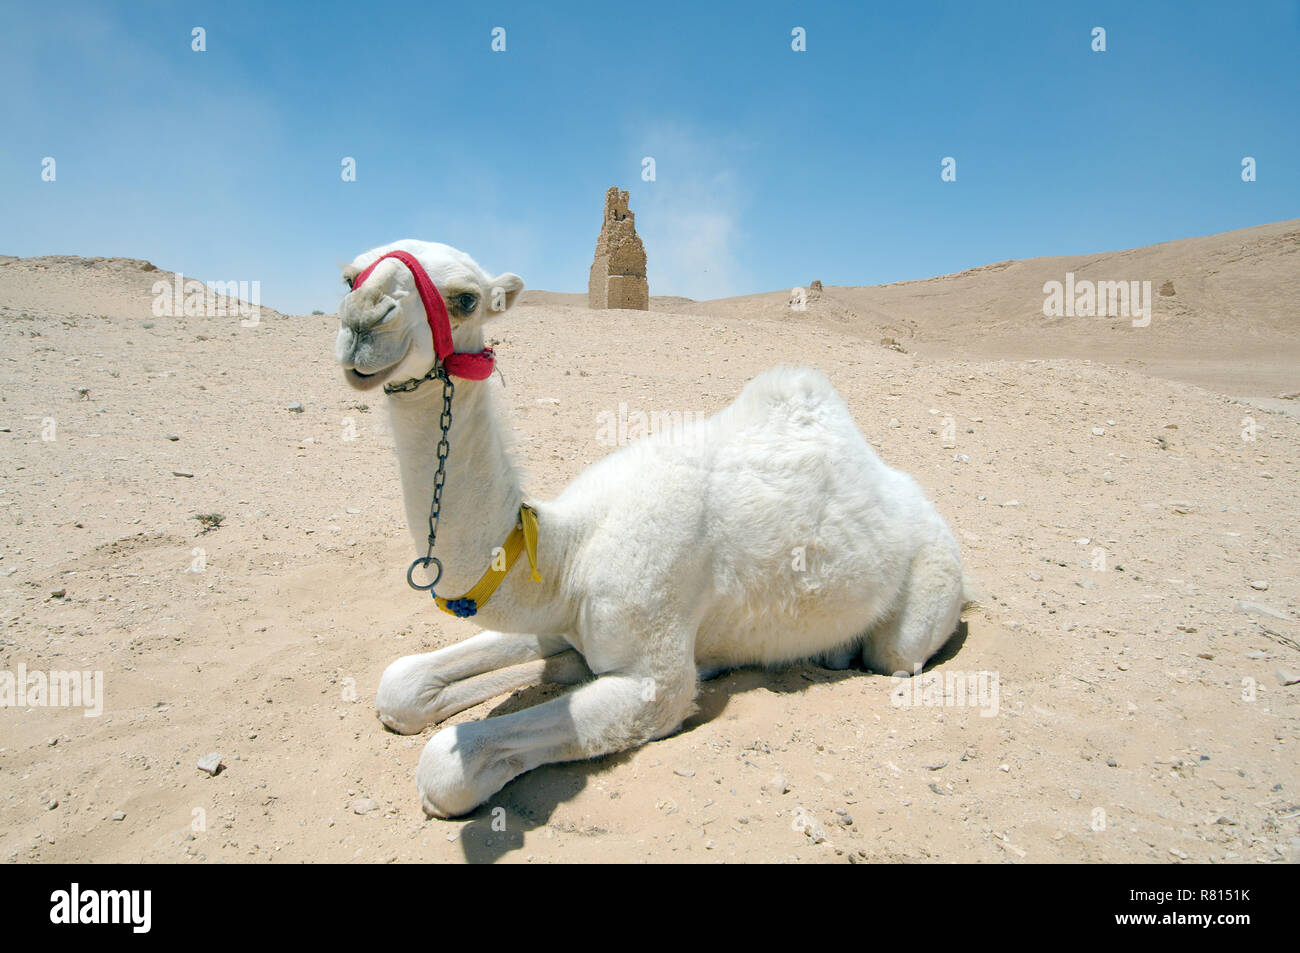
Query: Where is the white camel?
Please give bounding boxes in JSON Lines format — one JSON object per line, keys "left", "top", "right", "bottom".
{"left": 334, "top": 240, "right": 968, "bottom": 817}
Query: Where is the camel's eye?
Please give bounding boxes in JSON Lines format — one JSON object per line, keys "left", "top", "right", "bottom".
{"left": 344, "top": 276, "right": 354, "bottom": 290}
{"left": 454, "top": 293, "right": 478, "bottom": 314}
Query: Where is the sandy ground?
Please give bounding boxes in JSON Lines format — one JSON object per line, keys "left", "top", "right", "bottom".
{"left": 1, "top": 222, "right": 1297, "bottom": 864}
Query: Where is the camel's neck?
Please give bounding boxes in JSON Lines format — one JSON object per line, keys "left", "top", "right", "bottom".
{"left": 386, "top": 378, "right": 561, "bottom": 632}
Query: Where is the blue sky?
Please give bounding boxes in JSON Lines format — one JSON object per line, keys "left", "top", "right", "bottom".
{"left": 2, "top": 0, "right": 1296, "bottom": 314}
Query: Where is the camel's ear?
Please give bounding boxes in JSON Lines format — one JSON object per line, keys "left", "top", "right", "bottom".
{"left": 485, "top": 273, "right": 525, "bottom": 316}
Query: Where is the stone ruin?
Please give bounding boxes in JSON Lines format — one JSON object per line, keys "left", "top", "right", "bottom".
{"left": 588, "top": 187, "right": 649, "bottom": 310}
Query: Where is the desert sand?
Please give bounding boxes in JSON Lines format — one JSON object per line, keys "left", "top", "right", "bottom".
{"left": 0, "top": 220, "right": 1296, "bottom": 863}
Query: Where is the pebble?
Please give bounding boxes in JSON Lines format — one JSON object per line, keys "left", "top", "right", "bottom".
{"left": 352, "top": 797, "right": 379, "bottom": 815}
{"left": 165, "top": 433, "right": 179, "bottom": 441}
{"left": 1102, "top": 471, "right": 1115, "bottom": 483}
{"left": 1277, "top": 670, "right": 1300, "bottom": 687}
{"left": 929, "top": 782, "right": 952, "bottom": 795}
{"left": 762, "top": 774, "right": 790, "bottom": 795}
{"left": 110, "top": 810, "right": 126, "bottom": 821}
{"left": 1027, "top": 571, "right": 1043, "bottom": 582}
{"left": 196, "top": 751, "right": 223, "bottom": 776}
{"left": 1249, "top": 580, "right": 1268, "bottom": 591}
{"left": 288, "top": 402, "right": 305, "bottom": 413}
{"left": 172, "top": 470, "right": 194, "bottom": 478}
{"left": 346, "top": 507, "right": 360, "bottom": 515}
{"left": 1091, "top": 427, "right": 1105, "bottom": 436}
{"left": 888, "top": 418, "right": 900, "bottom": 428}
{"left": 673, "top": 768, "right": 695, "bottom": 778}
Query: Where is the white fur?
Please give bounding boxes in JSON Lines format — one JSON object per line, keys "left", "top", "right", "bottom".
{"left": 335, "top": 240, "right": 966, "bottom": 817}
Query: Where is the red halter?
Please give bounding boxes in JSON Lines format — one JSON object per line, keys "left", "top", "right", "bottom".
{"left": 350, "top": 250, "right": 496, "bottom": 381}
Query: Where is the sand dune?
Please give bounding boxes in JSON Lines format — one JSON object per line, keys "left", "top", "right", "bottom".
{"left": 0, "top": 225, "right": 1296, "bottom": 864}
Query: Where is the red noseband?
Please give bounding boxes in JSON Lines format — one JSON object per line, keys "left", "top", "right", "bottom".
{"left": 350, "top": 250, "right": 495, "bottom": 381}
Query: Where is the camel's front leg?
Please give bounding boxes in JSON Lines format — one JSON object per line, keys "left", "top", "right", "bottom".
{"left": 376, "top": 631, "right": 578, "bottom": 734}
{"left": 415, "top": 662, "right": 697, "bottom": 817}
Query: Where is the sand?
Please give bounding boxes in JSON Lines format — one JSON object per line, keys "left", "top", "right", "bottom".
{"left": 0, "top": 221, "right": 1296, "bottom": 863}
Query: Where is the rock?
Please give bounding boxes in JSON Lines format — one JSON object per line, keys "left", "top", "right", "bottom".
{"left": 762, "top": 774, "right": 790, "bottom": 795}
{"left": 345, "top": 507, "right": 360, "bottom": 515}
{"left": 196, "top": 752, "right": 223, "bottom": 776}
{"left": 110, "top": 810, "right": 126, "bottom": 821}
{"left": 172, "top": 470, "right": 194, "bottom": 478}
{"left": 49, "top": 589, "right": 66, "bottom": 599}
{"left": 673, "top": 768, "right": 695, "bottom": 778}
{"left": 887, "top": 418, "right": 901, "bottom": 428}
{"left": 165, "top": 433, "right": 179, "bottom": 441}
{"left": 1027, "top": 571, "right": 1043, "bottom": 582}
{"left": 1159, "top": 280, "right": 1176, "bottom": 297}
{"left": 287, "top": 402, "right": 305, "bottom": 413}
{"left": 352, "top": 797, "right": 379, "bottom": 815}
{"left": 1249, "top": 580, "right": 1268, "bottom": 591}
{"left": 1106, "top": 758, "right": 1118, "bottom": 767}
{"left": 1091, "top": 427, "right": 1105, "bottom": 436}
{"left": 1277, "top": 670, "right": 1300, "bottom": 687}
{"left": 1237, "top": 601, "right": 1290, "bottom": 621}
{"left": 797, "top": 810, "right": 827, "bottom": 844}
{"left": 588, "top": 188, "right": 649, "bottom": 310}
{"left": 1102, "top": 471, "right": 1116, "bottom": 483}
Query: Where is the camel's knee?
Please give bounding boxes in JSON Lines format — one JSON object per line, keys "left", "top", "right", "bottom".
{"left": 375, "top": 653, "right": 449, "bottom": 735}
{"left": 416, "top": 724, "right": 484, "bottom": 818}
{"left": 862, "top": 543, "right": 964, "bottom": 675}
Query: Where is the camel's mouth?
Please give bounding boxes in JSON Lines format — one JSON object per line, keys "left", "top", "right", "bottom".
{"left": 344, "top": 365, "right": 397, "bottom": 391}
{"left": 341, "top": 336, "right": 414, "bottom": 391}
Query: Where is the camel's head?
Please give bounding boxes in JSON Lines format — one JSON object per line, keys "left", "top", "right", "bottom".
{"left": 334, "top": 240, "right": 524, "bottom": 391}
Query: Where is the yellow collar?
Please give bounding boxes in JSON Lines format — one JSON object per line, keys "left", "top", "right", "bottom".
{"left": 435, "top": 503, "right": 542, "bottom": 618}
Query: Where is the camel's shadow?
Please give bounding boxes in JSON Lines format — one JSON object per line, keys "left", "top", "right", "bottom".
{"left": 448, "top": 620, "right": 969, "bottom": 863}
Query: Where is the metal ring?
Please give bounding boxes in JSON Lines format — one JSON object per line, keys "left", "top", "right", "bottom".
{"left": 406, "top": 556, "right": 442, "bottom": 592}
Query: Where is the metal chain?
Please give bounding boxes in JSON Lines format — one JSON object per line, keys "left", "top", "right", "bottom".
{"left": 392, "top": 366, "right": 455, "bottom": 596}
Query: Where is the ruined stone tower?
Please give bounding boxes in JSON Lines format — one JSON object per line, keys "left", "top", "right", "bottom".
{"left": 588, "top": 187, "right": 649, "bottom": 310}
